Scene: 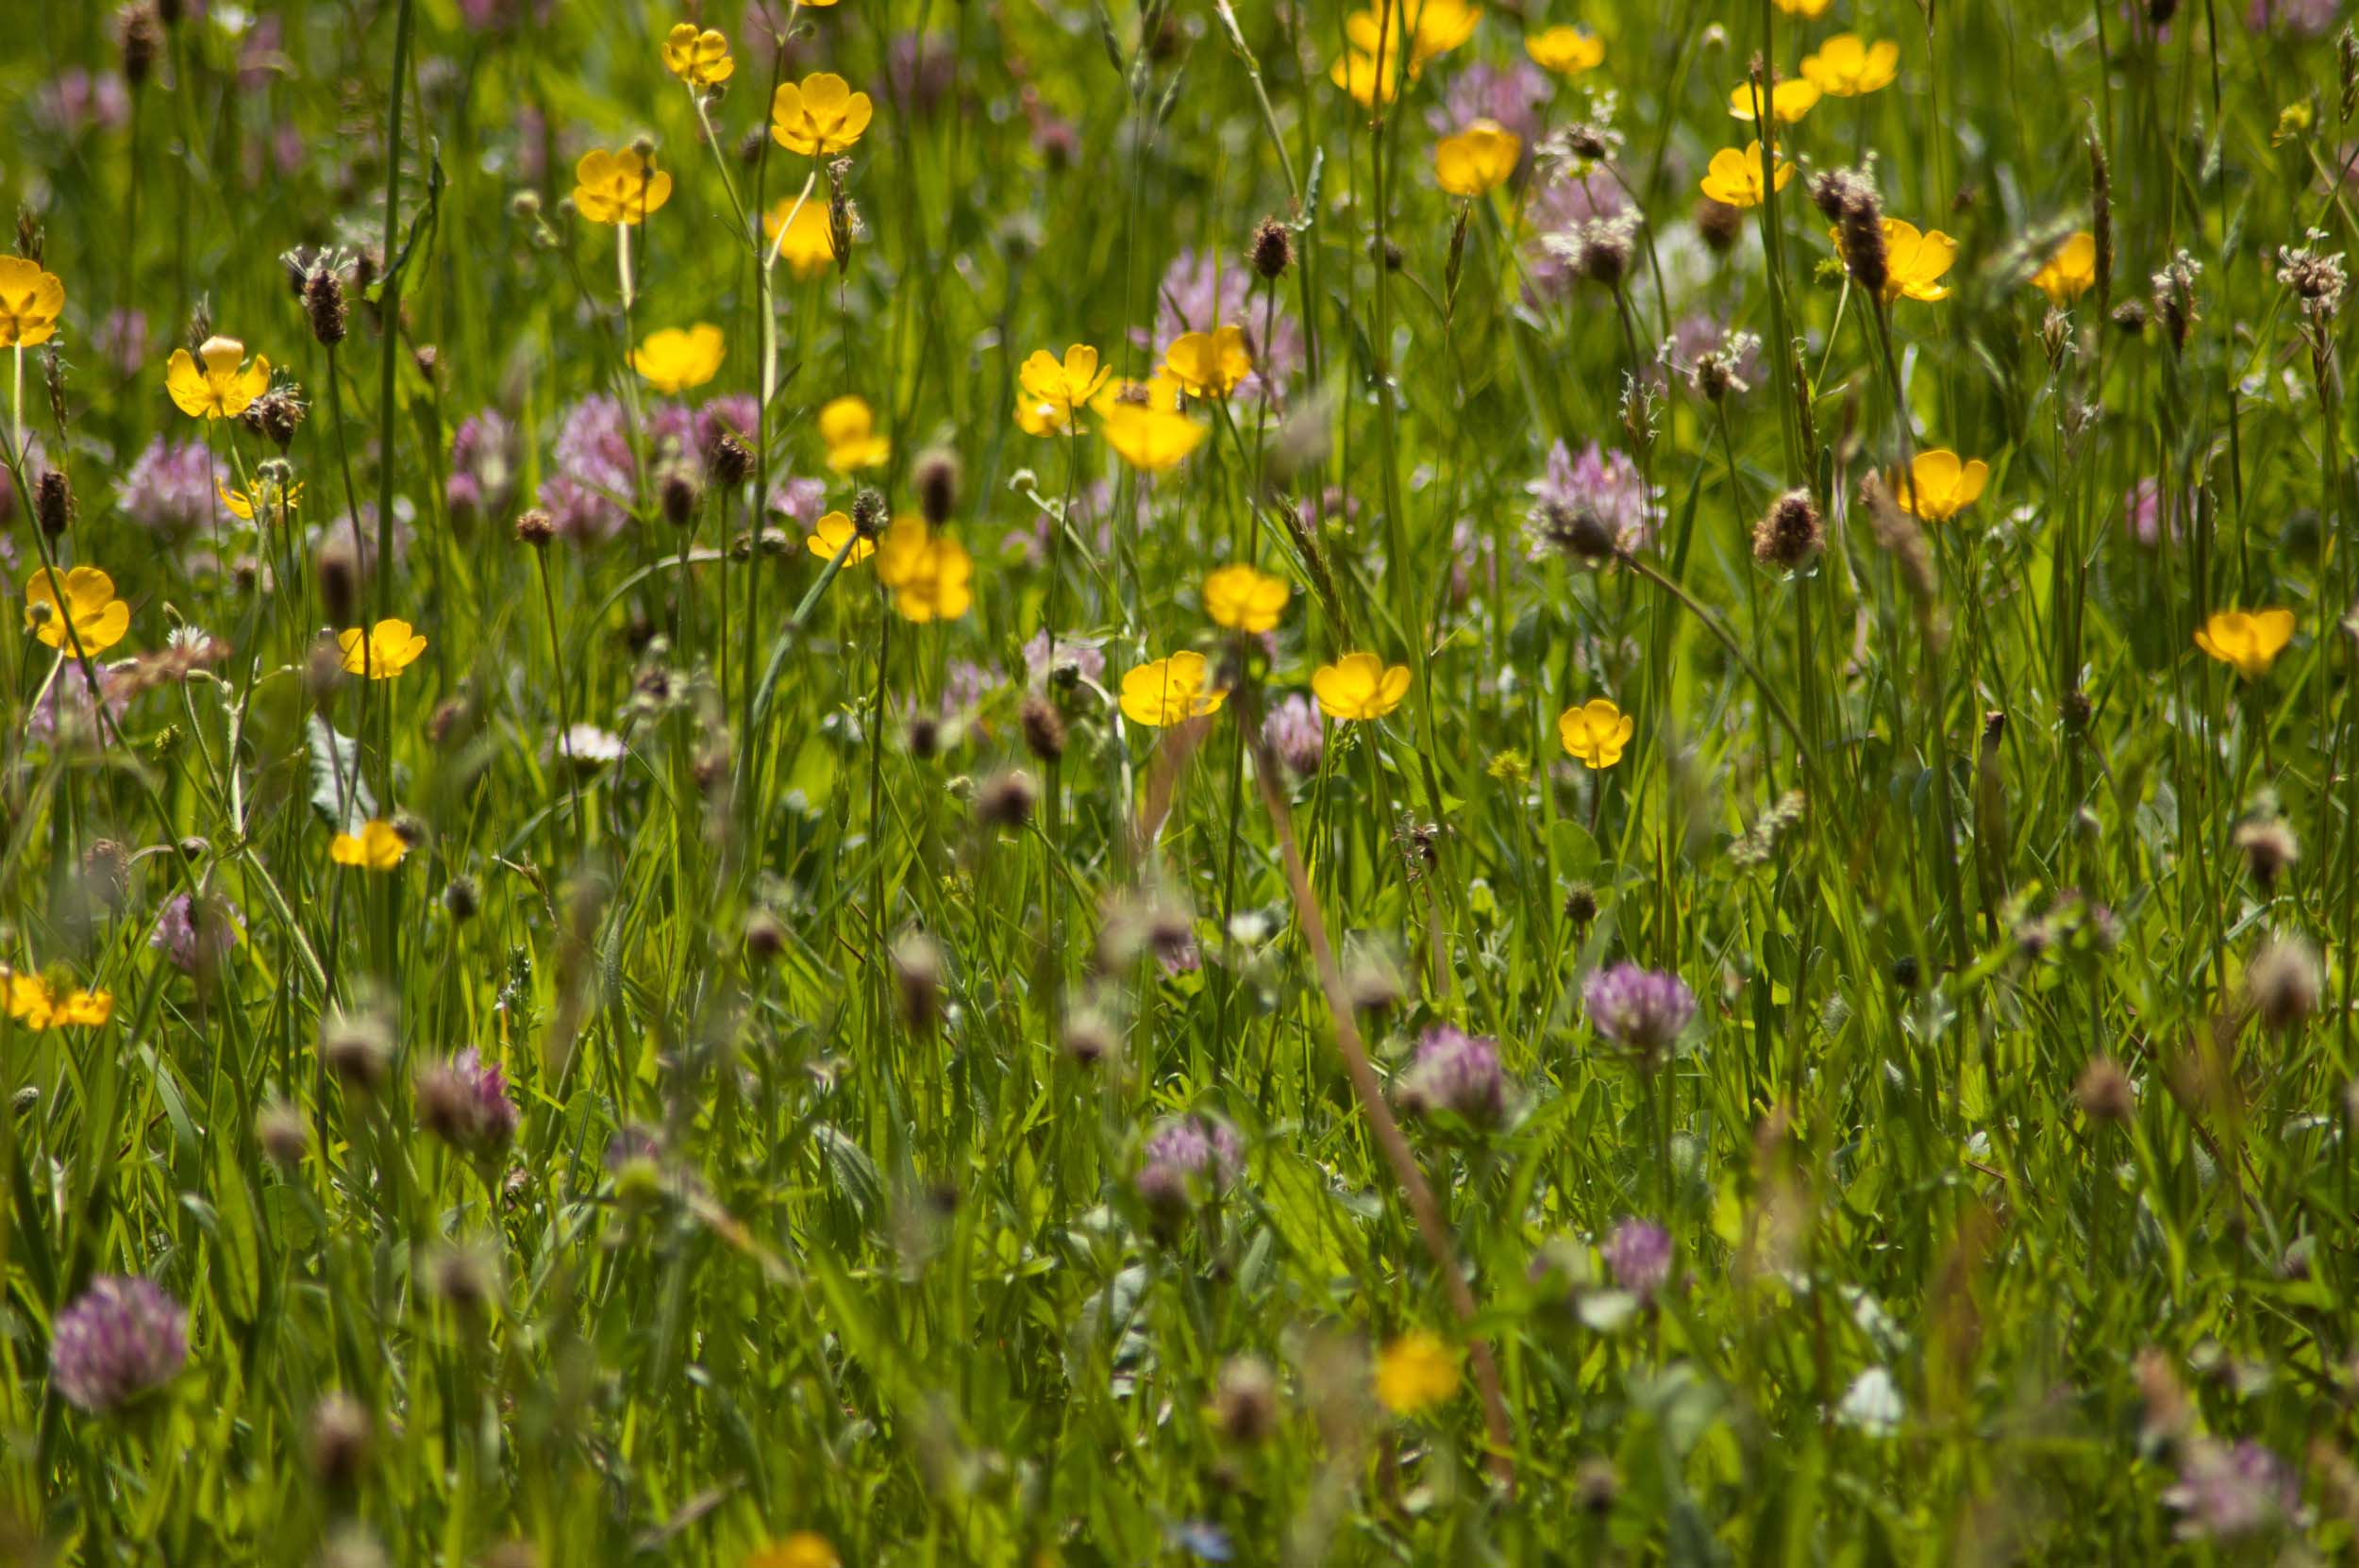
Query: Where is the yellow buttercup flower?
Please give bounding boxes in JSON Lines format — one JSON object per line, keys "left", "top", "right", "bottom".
{"left": 631, "top": 324, "right": 726, "bottom": 394}
{"left": 892, "top": 531, "right": 974, "bottom": 624}
{"left": 1163, "top": 325, "right": 1253, "bottom": 398}
{"left": 807, "top": 510, "right": 878, "bottom": 564}
{"left": 1203, "top": 564, "right": 1290, "bottom": 633}
{"left": 1525, "top": 25, "right": 1603, "bottom": 75}
{"left": 2195, "top": 609, "right": 2297, "bottom": 678}
{"left": 746, "top": 1533, "right": 841, "bottom": 1568}
{"left": 165, "top": 336, "right": 270, "bottom": 420}
{"left": 1374, "top": 1331, "right": 1460, "bottom": 1417}
{"left": 1120, "top": 651, "right": 1228, "bottom": 726}
{"left": 573, "top": 148, "right": 673, "bottom": 225}
{"left": 216, "top": 472, "right": 303, "bottom": 524}
{"left": 1434, "top": 119, "right": 1521, "bottom": 197}
{"left": 0, "top": 256, "right": 65, "bottom": 348}
{"left": 819, "top": 396, "right": 891, "bottom": 472}
{"left": 2030, "top": 231, "right": 2099, "bottom": 305}
{"left": 662, "top": 24, "right": 735, "bottom": 86}
{"left": 771, "top": 73, "right": 874, "bottom": 158}
{"left": 1773, "top": 0, "right": 1831, "bottom": 14}
{"left": 3, "top": 970, "right": 112, "bottom": 1030}
{"left": 24, "top": 565, "right": 130, "bottom": 655}
{"left": 1094, "top": 375, "right": 1205, "bottom": 472}
{"left": 764, "top": 195, "right": 838, "bottom": 280}
{"left": 1558, "top": 697, "right": 1632, "bottom": 770}
{"left": 1698, "top": 143, "right": 1792, "bottom": 209}
{"left": 330, "top": 820, "right": 408, "bottom": 871}
{"left": 1313, "top": 652, "right": 1412, "bottom": 721}
{"left": 1832, "top": 218, "right": 1957, "bottom": 303}
{"left": 1728, "top": 77, "right": 1821, "bottom": 124}
{"left": 338, "top": 617, "right": 428, "bottom": 678}
{"left": 1800, "top": 34, "right": 1899, "bottom": 96}
{"left": 1349, "top": 0, "right": 1480, "bottom": 69}
{"left": 1330, "top": 44, "right": 1406, "bottom": 108}
{"left": 1020, "top": 344, "right": 1113, "bottom": 418}
{"left": 1892, "top": 449, "right": 1988, "bottom": 522}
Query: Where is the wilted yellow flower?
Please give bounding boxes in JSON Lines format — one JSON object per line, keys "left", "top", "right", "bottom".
{"left": 1558, "top": 697, "right": 1632, "bottom": 770}
{"left": 1434, "top": 119, "right": 1521, "bottom": 196}
{"left": 1891, "top": 449, "right": 1988, "bottom": 522}
{"left": 330, "top": 820, "right": 408, "bottom": 871}
{"left": 2030, "top": 231, "right": 2099, "bottom": 305}
{"left": 1832, "top": 218, "right": 1957, "bottom": 303}
{"left": 1163, "top": 325, "right": 1253, "bottom": 398}
{"left": 0, "top": 256, "right": 65, "bottom": 348}
{"left": 662, "top": 24, "right": 735, "bottom": 86}
{"left": 892, "top": 531, "right": 974, "bottom": 624}
{"left": 746, "top": 1534, "right": 841, "bottom": 1568}
{"left": 24, "top": 565, "right": 129, "bottom": 655}
{"left": 338, "top": 617, "right": 428, "bottom": 678}
{"left": 771, "top": 73, "right": 873, "bottom": 158}
{"left": 1120, "top": 651, "right": 1228, "bottom": 726}
{"left": 1203, "top": 564, "right": 1289, "bottom": 632}
{"left": 1374, "top": 1331, "right": 1459, "bottom": 1416}
{"left": 1800, "top": 34, "right": 1899, "bottom": 96}
{"left": 3, "top": 970, "right": 112, "bottom": 1030}
{"left": 764, "top": 195, "right": 838, "bottom": 280}
{"left": 1313, "top": 652, "right": 1412, "bottom": 721}
{"left": 573, "top": 147, "right": 673, "bottom": 225}
{"left": 1698, "top": 143, "right": 1792, "bottom": 209}
{"left": 631, "top": 324, "right": 726, "bottom": 394}
{"left": 1525, "top": 25, "right": 1603, "bottom": 75}
{"left": 807, "top": 510, "right": 877, "bottom": 564}
{"left": 819, "top": 395, "right": 891, "bottom": 472}
{"left": 1728, "top": 77, "right": 1821, "bottom": 124}
{"left": 2195, "top": 609, "right": 2297, "bottom": 678}
{"left": 165, "top": 336, "right": 270, "bottom": 420}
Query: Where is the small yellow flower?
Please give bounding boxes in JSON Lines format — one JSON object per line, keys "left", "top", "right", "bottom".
{"left": 1698, "top": 143, "right": 1793, "bottom": 209}
{"left": 24, "top": 565, "right": 130, "bottom": 655}
{"left": 1374, "top": 1331, "right": 1460, "bottom": 1417}
{"left": 1832, "top": 218, "right": 1957, "bottom": 303}
{"left": 818, "top": 396, "right": 891, "bottom": 472}
{"left": 0, "top": 256, "right": 66, "bottom": 349}
{"left": 1773, "top": 0, "right": 1831, "bottom": 14}
{"left": 1203, "top": 564, "right": 1290, "bottom": 633}
{"left": 1800, "top": 34, "right": 1899, "bottom": 96}
{"left": 1891, "top": 449, "right": 1989, "bottom": 522}
{"left": 1095, "top": 375, "right": 1206, "bottom": 472}
{"left": 216, "top": 474, "right": 303, "bottom": 523}
{"left": 807, "top": 510, "right": 877, "bottom": 564}
{"left": 631, "top": 324, "right": 726, "bottom": 394}
{"left": 771, "top": 73, "right": 874, "bottom": 158}
{"left": 1312, "top": 652, "right": 1412, "bottom": 721}
{"left": 892, "top": 532, "right": 974, "bottom": 624}
{"left": 1120, "top": 651, "right": 1228, "bottom": 726}
{"left": 1525, "top": 25, "right": 1603, "bottom": 75}
{"left": 2030, "top": 231, "right": 2099, "bottom": 306}
{"left": 1434, "top": 119, "right": 1521, "bottom": 197}
{"left": 746, "top": 1534, "right": 841, "bottom": 1568}
{"left": 1163, "top": 325, "right": 1254, "bottom": 398}
{"left": 573, "top": 147, "right": 673, "bottom": 225}
{"left": 1728, "top": 77, "right": 1822, "bottom": 124}
{"left": 165, "top": 336, "right": 271, "bottom": 421}
{"left": 1558, "top": 697, "right": 1633, "bottom": 770}
{"left": 2195, "top": 609, "right": 2297, "bottom": 678}
{"left": 1351, "top": 0, "right": 1481, "bottom": 69}
{"left": 330, "top": 820, "right": 408, "bottom": 871}
{"left": 1019, "top": 344, "right": 1113, "bottom": 417}
{"left": 3, "top": 969, "right": 112, "bottom": 1031}
{"left": 338, "top": 617, "right": 428, "bottom": 678}
{"left": 1329, "top": 44, "right": 1406, "bottom": 108}
{"left": 661, "top": 24, "right": 735, "bottom": 86}
{"left": 764, "top": 195, "right": 839, "bottom": 280}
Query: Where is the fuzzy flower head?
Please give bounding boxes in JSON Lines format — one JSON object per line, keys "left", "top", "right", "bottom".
{"left": 1434, "top": 119, "right": 1521, "bottom": 196}
{"left": 1397, "top": 1024, "right": 1510, "bottom": 1126}
{"left": 2195, "top": 608, "right": 2296, "bottom": 678}
{"left": 1121, "top": 651, "right": 1228, "bottom": 726}
{"left": 1585, "top": 962, "right": 1697, "bottom": 1061}
{"left": 661, "top": 24, "right": 735, "bottom": 86}
{"left": 416, "top": 1048, "right": 520, "bottom": 1158}
{"left": 1262, "top": 693, "right": 1325, "bottom": 776}
{"left": 1892, "top": 449, "right": 1988, "bottom": 522}
{"left": 2164, "top": 1439, "right": 2300, "bottom": 1542}
{"left": 1203, "top": 563, "right": 1289, "bottom": 633}
{"left": 770, "top": 73, "right": 873, "bottom": 158}
{"left": 150, "top": 892, "right": 243, "bottom": 977}
{"left": 50, "top": 1276, "right": 187, "bottom": 1413}
{"left": 573, "top": 147, "right": 672, "bottom": 225}
{"left": 632, "top": 324, "right": 725, "bottom": 394}
{"left": 338, "top": 618, "right": 427, "bottom": 679}
{"left": 2031, "top": 231, "right": 2099, "bottom": 305}
{"left": 1603, "top": 1217, "right": 1673, "bottom": 1301}
{"left": 1134, "top": 1113, "right": 1244, "bottom": 1213}
{"left": 166, "top": 336, "right": 271, "bottom": 420}
{"left": 24, "top": 566, "right": 130, "bottom": 655}
{"left": 0, "top": 255, "right": 66, "bottom": 348}
{"left": 1558, "top": 697, "right": 1632, "bottom": 770}
{"left": 1800, "top": 34, "right": 1899, "bottom": 96}
{"left": 1699, "top": 142, "right": 1793, "bottom": 209}
{"left": 116, "top": 438, "right": 217, "bottom": 538}
{"left": 1528, "top": 439, "right": 1655, "bottom": 554}
{"left": 1374, "top": 1331, "right": 1460, "bottom": 1416}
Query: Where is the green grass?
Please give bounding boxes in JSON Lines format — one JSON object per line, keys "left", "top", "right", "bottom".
{"left": 1, "top": 0, "right": 2356, "bottom": 1560}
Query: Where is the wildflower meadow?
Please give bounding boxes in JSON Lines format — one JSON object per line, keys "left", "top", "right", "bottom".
{"left": 5, "top": 0, "right": 2359, "bottom": 1560}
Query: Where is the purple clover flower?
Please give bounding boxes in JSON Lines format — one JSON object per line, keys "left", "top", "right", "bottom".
{"left": 1262, "top": 694, "right": 1326, "bottom": 779}
{"left": 1602, "top": 1218, "right": 1673, "bottom": 1302}
{"left": 1584, "top": 963, "right": 1697, "bottom": 1061}
{"left": 51, "top": 1276, "right": 188, "bottom": 1413}
{"left": 416, "top": 1048, "right": 520, "bottom": 1158}
{"left": 446, "top": 409, "right": 519, "bottom": 529}
{"left": 1397, "top": 1024, "right": 1510, "bottom": 1126}
{"left": 2165, "top": 1438, "right": 2300, "bottom": 1542}
{"left": 1527, "top": 440, "right": 1657, "bottom": 556}
{"left": 117, "top": 437, "right": 221, "bottom": 540}
{"left": 1135, "top": 1113, "right": 1244, "bottom": 1213}
{"left": 150, "top": 892, "right": 243, "bottom": 977}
